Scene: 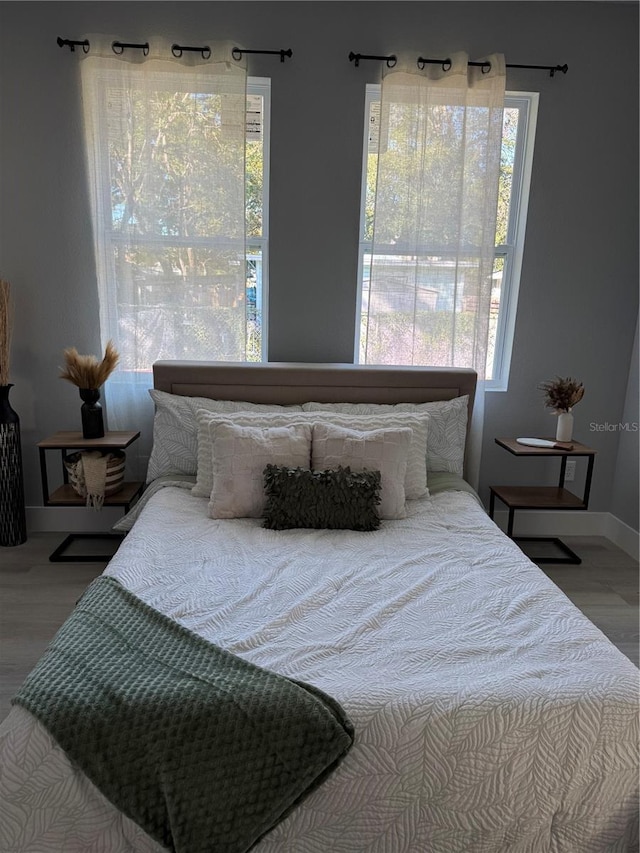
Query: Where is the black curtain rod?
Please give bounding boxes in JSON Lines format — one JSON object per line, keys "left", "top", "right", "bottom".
{"left": 112, "top": 41, "right": 149, "bottom": 56}
{"left": 349, "top": 51, "right": 568, "bottom": 77}
{"left": 503, "top": 62, "right": 568, "bottom": 76}
{"left": 57, "top": 37, "right": 89, "bottom": 53}
{"left": 172, "top": 44, "right": 211, "bottom": 59}
{"left": 232, "top": 47, "right": 293, "bottom": 62}
{"left": 57, "top": 37, "right": 293, "bottom": 62}
{"left": 417, "top": 56, "right": 568, "bottom": 77}
{"left": 349, "top": 52, "right": 397, "bottom": 68}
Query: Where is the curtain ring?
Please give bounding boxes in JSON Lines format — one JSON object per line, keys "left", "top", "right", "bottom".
{"left": 442, "top": 58, "right": 452, "bottom": 72}
{"left": 232, "top": 47, "right": 243, "bottom": 61}
{"left": 172, "top": 44, "right": 211, "bottom": 60}
{"left": 481, "top": 61, "right": 492, "bottom": 74}
{"left": 112, "top": 41, "right": 150, "bottom": 56}
{"left": 82, "top": 40, "right": 90, "bottom": 54}
{"left": 417, "top": 58, "right": 425, "bottom": 70}
{"left": 386, "top": 55, "right": 397, "bottom": 68}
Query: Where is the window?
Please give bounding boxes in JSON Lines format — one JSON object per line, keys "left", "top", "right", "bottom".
{"left": 83, "top": 66, "right": 269, "bottom": 371}
{"left": 245, "top": 79, "right": 270, "bottom": 361}
{"left": 357, "top": 85, "right": 538, "bottom": 390}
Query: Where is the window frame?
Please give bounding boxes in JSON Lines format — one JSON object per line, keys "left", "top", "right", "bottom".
{"left": 355, "top": 85, "right": 539, "bottom": 391}
{"left": 246, "top": 77, "right": 271, "bottom": 363}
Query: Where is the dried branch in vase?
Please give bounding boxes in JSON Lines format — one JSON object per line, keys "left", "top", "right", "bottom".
{"left": 59, "top": 340, "right": 120, "bottom": 390}
{"left": 538, "top": 376, "right": 585, "bottom": 413}
{"left": 0, "top": 279, "right": 12, "bottom": 386}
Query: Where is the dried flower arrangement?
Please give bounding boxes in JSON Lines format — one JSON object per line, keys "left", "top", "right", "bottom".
{"left": 0, "top": 279, "right": 12, "bottom": 386}
{"left": 59, "top": 340, "right": 119, "bottom": 390}
{"left": 539, "top": 376, "right": 585, "bottom": 413}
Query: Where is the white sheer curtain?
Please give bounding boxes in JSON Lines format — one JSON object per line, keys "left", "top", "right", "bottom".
{"left": 80, "top": 36, "right": 247, "bottom": 440}
{"left": 362, "top": 52, "right": 505, "bottom": 487}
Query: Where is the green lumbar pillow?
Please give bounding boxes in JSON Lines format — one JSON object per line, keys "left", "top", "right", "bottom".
{"left": 263, "top": 464, "right": 381, "bottom": 531}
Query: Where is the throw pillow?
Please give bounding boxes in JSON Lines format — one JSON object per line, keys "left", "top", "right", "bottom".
{"left": 208, "top": 422, "right": 312, "bottom": 519}
{"left": 146, "top": 390, "right": 303, "bottom": 484}
{"left": 302, "top": 397, "right": 468, "bottom": 476}
{"left": 311, "top": 422, "right": 411, "bottom": 519}
{"left": 193, "top": 410, "right": 429, "bottom": 500}
{"left": 263, "top": 465, "right": 381, "bottom": 531}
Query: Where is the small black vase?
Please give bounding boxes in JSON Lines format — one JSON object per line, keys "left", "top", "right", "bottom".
{"left": 0, "top": 384, "right": 27, "bottom": 546}
{"left": 79, "top": 387, "right": 105, "bottom": 439}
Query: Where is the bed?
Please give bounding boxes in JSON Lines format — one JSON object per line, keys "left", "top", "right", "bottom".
{"left": 1, "top": 361, "right": 638, "bottom": 853}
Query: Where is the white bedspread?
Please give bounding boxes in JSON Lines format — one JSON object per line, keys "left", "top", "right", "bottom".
{"left": 1, "top": 486, "right": 638, "bottom": 852}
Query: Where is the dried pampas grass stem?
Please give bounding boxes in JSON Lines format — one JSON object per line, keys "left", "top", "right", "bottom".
{"left": 0, "top": 279, "right": 12, "bottom": 386}
{"left": 60, "top": 340, "right": 120, "bottom": 389}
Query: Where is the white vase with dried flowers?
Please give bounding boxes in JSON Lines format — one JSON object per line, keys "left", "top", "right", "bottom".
{"left": 0, "top": 278, "right": 27, "bottom": 546}
{"left": 59, "top": 341, "right": 119, "bottom": 439}
{"left": 538, "top": 376, "right": 585, "bottom": 443}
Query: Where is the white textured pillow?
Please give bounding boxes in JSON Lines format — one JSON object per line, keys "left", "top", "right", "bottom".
{"left": 194, "top": 409, "right": 430, "bottom": 500}
{"left": 302, "top": 397, "right": 468, "bottom": 476}
{"left": 312, "top": 423, "right": 411, "bottom": 520}
{"left": 208, "top": 423, "right": 312, "bottom": 519}
{"left": 146, "top": 389, "right": 303, "bottom": 484}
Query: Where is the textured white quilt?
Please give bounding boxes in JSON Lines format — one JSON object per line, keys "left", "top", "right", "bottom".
{"left": 1, "top": 485, "right": 638, "bottom": 852}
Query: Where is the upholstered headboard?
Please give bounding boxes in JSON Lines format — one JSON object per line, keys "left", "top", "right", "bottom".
{"left": 152, "top": 361, "right": 476, "bottom": 417}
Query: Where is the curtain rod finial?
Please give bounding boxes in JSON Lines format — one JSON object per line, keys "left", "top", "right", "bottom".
{"left": 57, "top": 36, "right": 90, "bottom": 53}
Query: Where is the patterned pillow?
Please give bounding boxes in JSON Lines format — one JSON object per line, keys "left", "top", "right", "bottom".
{"left": 193, "top": 410, "right": 430, "bottom": 500}
{"left": 263, "top": 465, "right": 381, "bottom": 531}
{"left": 302, "top": 397, "right": 468, "bottom": 476}
{"left": 146, "top": 390, "right": 303, "bottom": 484}
{"left": 312, "top": 423, "right": 411, "bottom": 519}
{"left": 208, "top": 422, "right": 312, "bottom": 519}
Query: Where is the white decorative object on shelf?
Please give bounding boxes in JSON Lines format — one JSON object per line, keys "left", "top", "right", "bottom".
{"left": 555, "top": 411, "right": 574, "bottom": 442}
{"left": 517, "top": 438, "right": 558, "bottom": 448}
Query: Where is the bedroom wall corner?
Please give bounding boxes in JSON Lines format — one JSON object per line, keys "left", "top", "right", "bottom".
{"left": 609, "top": 314, "right": 639, "bottom": 534}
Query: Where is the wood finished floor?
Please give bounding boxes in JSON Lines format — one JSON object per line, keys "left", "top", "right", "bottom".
{"left": 1, "top": 532, "right": 638, "bottom": 722}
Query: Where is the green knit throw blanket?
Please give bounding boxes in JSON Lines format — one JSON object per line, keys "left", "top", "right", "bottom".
{"left": 12, "top": 576, "right": 354, "bottom": 853}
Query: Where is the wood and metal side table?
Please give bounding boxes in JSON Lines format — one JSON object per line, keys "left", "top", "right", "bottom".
{"left": 37, "top": 430, "right": 143, "bottom": 562}
{"left": 489, "top": 437, "right": 596, "bottom": 565}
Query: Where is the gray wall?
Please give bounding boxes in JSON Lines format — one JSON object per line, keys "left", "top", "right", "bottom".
{"left": 1, "top": 1, "right": 638, "bottom": 521}
{"left": 610, "top": 317, "right": 639, "bottom": 531}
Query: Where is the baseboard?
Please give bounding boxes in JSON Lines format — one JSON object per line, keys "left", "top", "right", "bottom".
{"left": 602, "top": 514, "right": 640, "bottom": 561}
{"left": 492, "top": 509, "right": 639, "bottom": 561}
{"left": 27, "top": 506, "right": 640, "bottom": 561}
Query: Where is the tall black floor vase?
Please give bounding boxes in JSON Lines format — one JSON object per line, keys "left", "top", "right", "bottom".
{"left": 0, "top": 384, "right": 27, "bottom": 546}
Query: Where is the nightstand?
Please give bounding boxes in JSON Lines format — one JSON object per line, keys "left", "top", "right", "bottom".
{"left": 37, "top": 430, "right": 144, "bottom": 562}
{"left": 489, "top": 437, "right": 596, "bottom": 565}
